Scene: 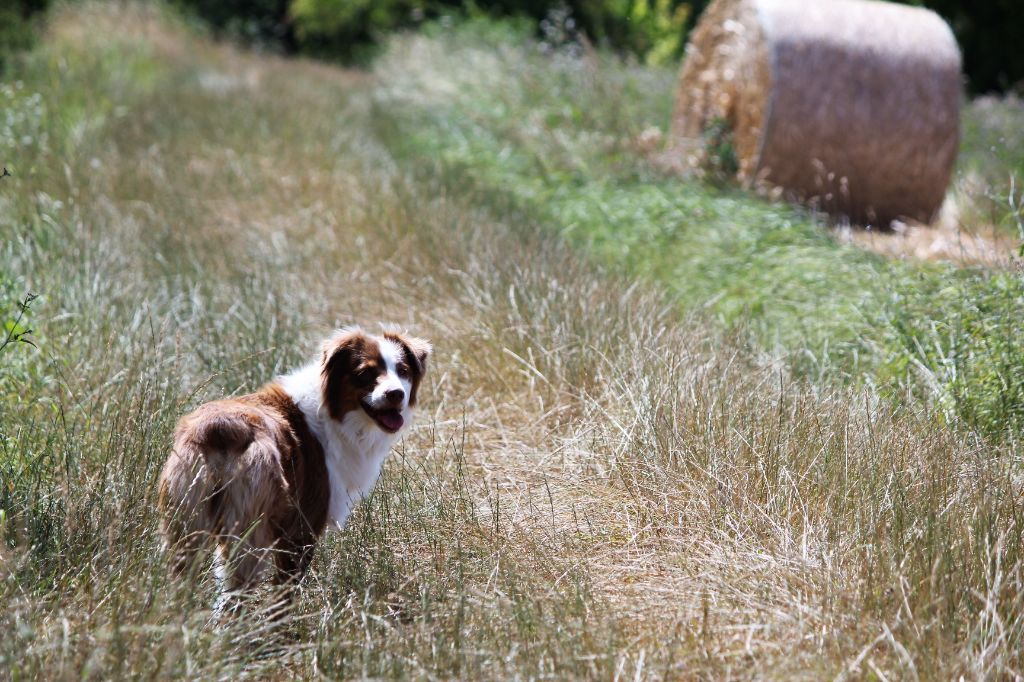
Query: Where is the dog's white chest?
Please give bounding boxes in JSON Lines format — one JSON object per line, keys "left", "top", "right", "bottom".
{"left": 279, "top": 359, "right": 405, "bottom": 532}
{"left": 322, "top": 411, "right": 398, "bottom": 529}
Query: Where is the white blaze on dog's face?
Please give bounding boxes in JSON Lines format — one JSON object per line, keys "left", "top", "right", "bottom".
{"left": 320, "top": 328, "right": 430, "bottom": 436}
{"left": 361, "top": 337, "right": 414, "bottom": 432}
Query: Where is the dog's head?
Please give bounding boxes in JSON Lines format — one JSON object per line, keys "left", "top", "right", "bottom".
{"left": 320, "top": 327, "right": 431, "bottom": 434}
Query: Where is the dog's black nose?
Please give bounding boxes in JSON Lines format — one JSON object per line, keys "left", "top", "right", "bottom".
{"left": 385, "top": 388, "right": 405, "bottom": 406}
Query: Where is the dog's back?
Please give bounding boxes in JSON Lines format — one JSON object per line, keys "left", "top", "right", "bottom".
{"left": 158, "top": 388, "right": 329, "bottom": 590}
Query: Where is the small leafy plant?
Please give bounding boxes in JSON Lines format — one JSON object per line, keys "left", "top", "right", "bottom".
{"left": 700, "top": 115, "right": 739, "bottom": 184}
{"left": 1, "top": 291, "right": 37, "bottom": 354}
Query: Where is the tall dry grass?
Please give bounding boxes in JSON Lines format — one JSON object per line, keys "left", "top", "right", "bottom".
{"left": 2, "top": 3, "right": 1023, "bottom": 678}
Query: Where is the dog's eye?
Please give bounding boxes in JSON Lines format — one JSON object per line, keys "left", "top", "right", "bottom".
{"left": 395, "top": 362, "right": 410, "bottom": 378}
{"left": 352, "top": 368, "right": 376, "bottom": 387}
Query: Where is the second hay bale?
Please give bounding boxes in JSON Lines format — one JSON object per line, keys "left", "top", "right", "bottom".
{"left": 670, "top": 0, "right": 961, "bottom": 226}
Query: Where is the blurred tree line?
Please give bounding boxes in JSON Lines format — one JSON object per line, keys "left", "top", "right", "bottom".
{"left": 911, "top": 0, "right": 1021, "bottom": 94}
{"left": 1, "top": 0, "right": 1021, "bottom": 93}
{"left": 0, "top": 0, "right": 49, "bottom": 59}
{"left": 170, "top": 0, "right": 701, "bottom": 67}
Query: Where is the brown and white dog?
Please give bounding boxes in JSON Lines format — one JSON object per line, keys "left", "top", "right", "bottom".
{"left": 158, "top": 327, "right": 430, "bottom": 599}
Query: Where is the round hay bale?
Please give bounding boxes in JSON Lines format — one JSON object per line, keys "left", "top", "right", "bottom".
{"left": 669, "top": 0, "right": 962, "bottom": 226}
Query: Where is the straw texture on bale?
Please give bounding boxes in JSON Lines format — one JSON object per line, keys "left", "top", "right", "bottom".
{"left": 670, "top": 0, "right": 962, "bottom": 226}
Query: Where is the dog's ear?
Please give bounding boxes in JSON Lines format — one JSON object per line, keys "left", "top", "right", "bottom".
{"left": 320, "top": 328, "right": 367, "bottom": 419}
{"left": 403, "top": 336, "right": 431, "bottom": 407}
{"left": 384, "top": 331, "right": 431, "bottom": 406}
{"left": 404, "top": 336, "right": 431, "bottom": 378}
{"left": 385, "top": 332, "right": 431, "bottom": 377}
{"left": 321, "top": 329, "right": 361, "bottom": 374}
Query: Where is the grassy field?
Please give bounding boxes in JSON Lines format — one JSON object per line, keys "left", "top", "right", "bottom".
{"left": 2, "top": 3, "right": 1024, "bottom": 678}
{"left": 372, "top": 20, "right": 1024, "bottom": 441}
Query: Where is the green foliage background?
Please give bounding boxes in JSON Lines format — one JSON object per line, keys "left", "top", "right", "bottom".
{"left": 0, "top": 0, "right": 49, "bottom": 68}
{"left": 5, "top": 1, "right": 1022, "bottom": 92}
{"left": 912, "top": 0, "right": 1023, "bottom": 93}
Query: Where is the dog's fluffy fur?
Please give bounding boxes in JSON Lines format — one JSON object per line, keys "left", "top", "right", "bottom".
{"left": 158, "top": 328, "right": 430, "bottom": 594}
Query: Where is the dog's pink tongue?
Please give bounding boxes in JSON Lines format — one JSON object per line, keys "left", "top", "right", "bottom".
{"left": 378, "top": 411, "right": 403, "bottom": 432}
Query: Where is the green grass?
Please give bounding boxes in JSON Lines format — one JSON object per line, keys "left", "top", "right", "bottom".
{"left": 3, "top": 3, "right": 1024, "bottom": 678}
{"left": 371, "top": 19, "right": 1024, "bottom": 441}
{"left": 959, "top": 95, "right": 1024, "bottom": 236}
